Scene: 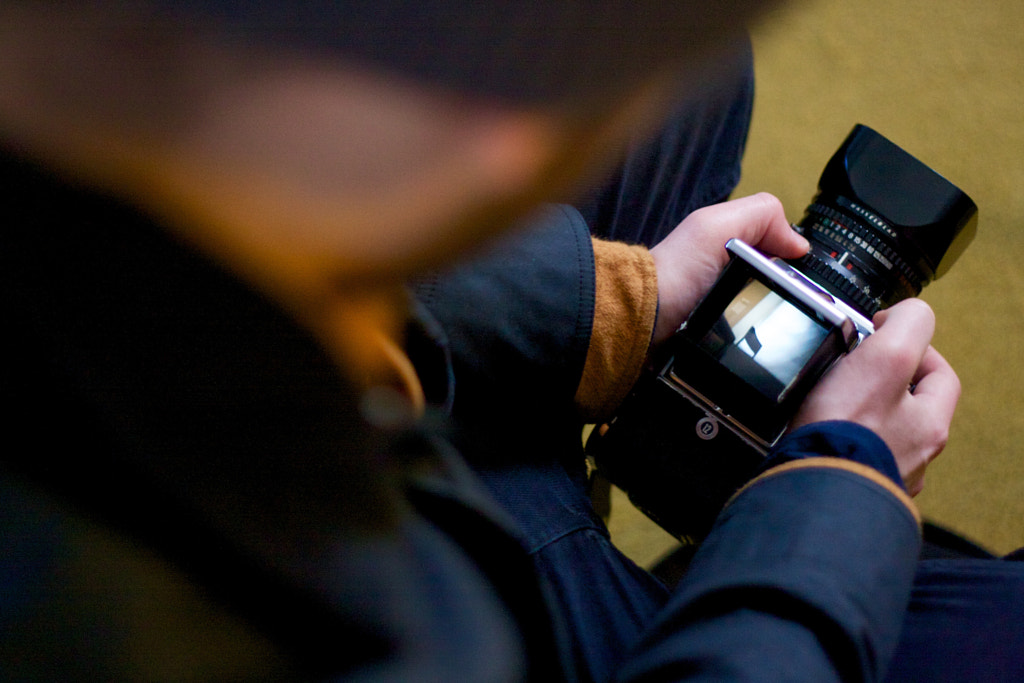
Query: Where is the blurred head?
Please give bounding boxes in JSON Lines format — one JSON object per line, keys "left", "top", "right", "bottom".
{"left": 0, "top": 1, "right": 776, "bottom": 304}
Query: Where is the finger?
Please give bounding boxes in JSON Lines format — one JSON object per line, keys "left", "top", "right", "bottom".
{"left": 871, "top": 305, "right": 895, "bottom": 327}
{"left": 909, "top": 346, "right": 961, "bottom": 424}
{"left": 872, "top": 298, "right": 936, "bottom": 339}
{"left": 724, "top": 193, "right": 809, "bottom": 258}
{"left": 859, "top": 299, "right": 936, "bottom": 386}
{"left": 815, "top": 301, "right": 934, "bottom": 396}
{"left": 905, "top": 473, "right": 926, "bottom": 497}
{"left": 690, "top": 193, "right": 808, "bottom": 261}
{"left": 871, "top": 298, "right": 934, "bottom": 334}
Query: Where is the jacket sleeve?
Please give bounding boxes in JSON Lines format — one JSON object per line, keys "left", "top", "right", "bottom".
{"left": 619, "top": 422, "right": 922, "bottom": 682}
{"left": 412, "top": 203, "right": 594, "bottom": 417}
{"left": 413, "top": 204, "right": 648, "bottom": 467}
{"left": 412, "top": 203, "right": 658, "bottom": 434}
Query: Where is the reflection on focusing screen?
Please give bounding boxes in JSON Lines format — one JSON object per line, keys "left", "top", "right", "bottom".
{"left": 700, "top": 279, "right": 829, "bottom": 400}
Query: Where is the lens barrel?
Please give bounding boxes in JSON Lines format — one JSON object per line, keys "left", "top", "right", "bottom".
{"left": 791, "top": 125, "right": 977, "bottom": 317}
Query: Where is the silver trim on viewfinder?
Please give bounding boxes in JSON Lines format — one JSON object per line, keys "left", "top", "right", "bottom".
{"left": 724, "top": 239, "right": 861, "bottom": 347}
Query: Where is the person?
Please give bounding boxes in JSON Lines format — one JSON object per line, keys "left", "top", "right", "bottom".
{"left": 1, "top": 2, "right": 1021, "bottom": 681}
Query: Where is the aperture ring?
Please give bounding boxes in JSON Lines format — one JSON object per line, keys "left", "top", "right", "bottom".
{"left": 806, "top": 202, "right": 924, "bottom": 293}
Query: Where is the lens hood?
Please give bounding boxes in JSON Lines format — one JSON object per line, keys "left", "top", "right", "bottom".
{"left": 818, "top": 124, "right": 977, "bottom": 281}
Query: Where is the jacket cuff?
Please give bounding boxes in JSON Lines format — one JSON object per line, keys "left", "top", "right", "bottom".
{"left": 574, "top": 238, "right": 658, "bottom": 422}
{"left": 740, "top": 421, "right": 918, "bottom": 525}
{"left": 767, "top": 421, "right": 904, "bottom": 490}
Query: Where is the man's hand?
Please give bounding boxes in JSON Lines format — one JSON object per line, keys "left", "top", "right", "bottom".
{"left": 791, "top": 299, "right": 961, "bottom": 495}
{"left": 649, "top": 193, "right": 809, "bottom": 345}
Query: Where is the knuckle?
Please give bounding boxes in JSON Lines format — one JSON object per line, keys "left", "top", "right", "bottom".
{"left": 870, "top": 335, "right": 918, "bottom": 371}
{"left": 684, "top": 204, "right": 715, "bottom": 232}
{"left": 751, "top": 191, "right": 784, "bottom": 215}
{"left": 908, "top": 477, "right": 925, "bottom": 497}
{"left": 928, "top": 423, "right": 950, "bottom": 455}
{"left": 948, "top": 371, "right": 963, "bottom": 400}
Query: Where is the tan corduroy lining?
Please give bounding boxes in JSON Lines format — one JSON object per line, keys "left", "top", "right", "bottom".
{"left": 574, "top": 239, "right": 659, "bottom": 422}
{"left": 727, "top": 457, "right": 921, "bottom": 526}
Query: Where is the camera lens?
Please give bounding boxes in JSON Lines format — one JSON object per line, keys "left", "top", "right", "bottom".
{"left": 790, "top": 125, "right": 977, "bottom": 317}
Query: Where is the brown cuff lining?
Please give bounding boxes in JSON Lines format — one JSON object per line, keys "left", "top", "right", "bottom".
{"left": 575, "top": 239, "right": 658, "bottom": 422}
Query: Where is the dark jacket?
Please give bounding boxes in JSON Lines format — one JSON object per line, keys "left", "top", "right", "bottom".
{"left": 1, "top": 150, "right": 920, "bottom": 681}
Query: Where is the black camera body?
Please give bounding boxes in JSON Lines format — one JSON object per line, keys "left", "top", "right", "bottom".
{"left": 586, "top": 125, "right": 977, "bottom": 543}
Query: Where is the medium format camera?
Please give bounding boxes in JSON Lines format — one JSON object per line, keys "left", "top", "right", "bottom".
{"left": 586, "top": 124, "right": 977, "bottom": 543}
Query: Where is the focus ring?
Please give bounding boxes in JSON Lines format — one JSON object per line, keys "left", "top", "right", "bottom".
{"left": 796, "top": 249, "right": 881, "bottom": 316}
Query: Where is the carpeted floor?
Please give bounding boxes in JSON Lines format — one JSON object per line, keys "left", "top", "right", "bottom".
{"left": 610, "top": 0, "right": 1024, "bottom": 565}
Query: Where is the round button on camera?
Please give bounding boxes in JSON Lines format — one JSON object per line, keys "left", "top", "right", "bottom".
{"left": 696, "top": 416, "right": 719, "bottom": 441}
